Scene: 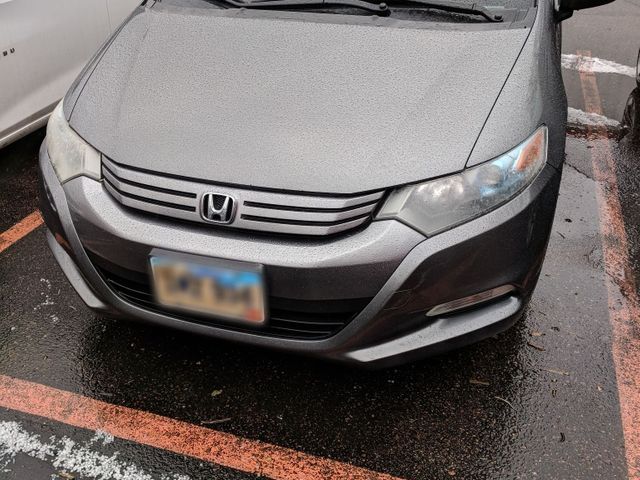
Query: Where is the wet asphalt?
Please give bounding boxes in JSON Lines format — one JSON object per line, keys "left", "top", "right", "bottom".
{"left": 0, "top": 2, "right": 639, "bottom": 479}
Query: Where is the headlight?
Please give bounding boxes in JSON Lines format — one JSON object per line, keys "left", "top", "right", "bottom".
{"left": 377, "top": 126, "right": 547, "bottom": 236}
{"left": 46, "top": 102, "right": 101, "bottom": 183}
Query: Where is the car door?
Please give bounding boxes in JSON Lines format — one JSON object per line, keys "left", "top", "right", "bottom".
{"left": 0, "top": 0, "right": 138, "bottom": 148}
{"left": 0, "top": 0, "right": 30, "bottom": 142}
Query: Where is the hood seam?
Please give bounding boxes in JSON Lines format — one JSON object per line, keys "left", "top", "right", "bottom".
{"left": 463, "top": 5, "right": 538, "bottom": 168}
{"left": 67, "top": 4, "right": 154, "bottom": 121}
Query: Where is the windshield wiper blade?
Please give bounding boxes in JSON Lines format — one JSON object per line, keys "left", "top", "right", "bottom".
{"left": 218, "top": 0, "right": 391, "bottom": 15}
{"left": 383, "top": 0, "right": 504, "bottom": 21}
{"left": 214, "top": 0, "right": 503, "bottom": 20}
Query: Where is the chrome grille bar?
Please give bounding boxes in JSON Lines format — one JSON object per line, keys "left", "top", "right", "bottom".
{"left": 102, "top": 157, "right": 384, "bottom": 236}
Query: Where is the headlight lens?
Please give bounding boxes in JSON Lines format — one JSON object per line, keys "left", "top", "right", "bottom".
{"left": 46, "top": 102, "right": 101, "bottom": 183}
{"left": 377, "top": 126, "right": 548, "bottom": 236}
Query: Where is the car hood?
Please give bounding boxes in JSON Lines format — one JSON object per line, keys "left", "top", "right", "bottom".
{"left": 68, "top": 5, "right": 531, "bottom": 194}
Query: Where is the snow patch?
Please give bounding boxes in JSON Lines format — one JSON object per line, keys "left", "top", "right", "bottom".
{"left": 0, "top": 422, "right": 190, "bottom": 480}
{"left": 90, "top": 430, "right": 115, "bottom": 446}
{"left": 567, "top": 107, "right": 620, "bottom": 129}
{"left": 34, "top": 278, "right": 55, "bottom": 311}
{"left": 0, "top": 422, "right": 53, "bottom": 463}
{"left": 561, "top": 54, "right": 636, "bottom": 78}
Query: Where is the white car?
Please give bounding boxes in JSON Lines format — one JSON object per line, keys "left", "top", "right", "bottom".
{"left": 0, "top": 0, "right": 139, "bottom": 148}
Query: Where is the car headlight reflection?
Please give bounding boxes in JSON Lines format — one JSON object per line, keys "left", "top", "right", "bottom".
{"left": 377, "top": 126, "right": 548, "bottom": 236}
{"left": 46, "top": 101, "right": 101, "bottom": 183}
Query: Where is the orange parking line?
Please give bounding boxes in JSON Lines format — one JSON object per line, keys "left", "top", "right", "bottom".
{"left": 0, "top": 210, "right": 43, "bottom": 254}
{"left": 0, "top": 374, "right": 401, "bottom": 480}
{"left": 578, "top": 50, "right": 640, "bottom": 480}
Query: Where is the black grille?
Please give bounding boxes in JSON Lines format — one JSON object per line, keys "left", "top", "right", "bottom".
{"left": 88, "top": 254, "right": 369, "bottom": 340}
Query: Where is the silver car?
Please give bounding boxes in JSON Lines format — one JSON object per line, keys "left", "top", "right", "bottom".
{"left": 39, "top": 0, "right": 612, "bottom": 367}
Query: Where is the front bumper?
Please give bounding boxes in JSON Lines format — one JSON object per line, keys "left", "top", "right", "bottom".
{"left": 39, "top": 144, "right": 562, "bottom": 367}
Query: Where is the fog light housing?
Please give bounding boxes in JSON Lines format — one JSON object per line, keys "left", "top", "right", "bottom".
{"left": 426, "top": 285, "right": 515, "bottom": 317}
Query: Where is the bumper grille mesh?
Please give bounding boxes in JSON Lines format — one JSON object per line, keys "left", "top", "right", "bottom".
{"left": 88, "top": 253, "right": 370, "bottom": 340}
{"left": 101, "top": 157, "right": 385, "bottom": 236}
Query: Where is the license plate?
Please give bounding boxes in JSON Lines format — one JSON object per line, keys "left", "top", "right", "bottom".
{"left": 149, "top": 254, "right": 265, "bottom": 324}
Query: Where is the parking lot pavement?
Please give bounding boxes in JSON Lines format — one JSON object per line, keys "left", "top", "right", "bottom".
{"left": 1, "top": 5, "right": 640, "bottom": 480}
{"left": 0, "top": 130, "right": 43, "bottom": 233}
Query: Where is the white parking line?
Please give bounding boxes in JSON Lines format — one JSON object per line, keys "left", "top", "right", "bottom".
{"left": 562, "top": 53, "right": 636, "bottom": 78}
